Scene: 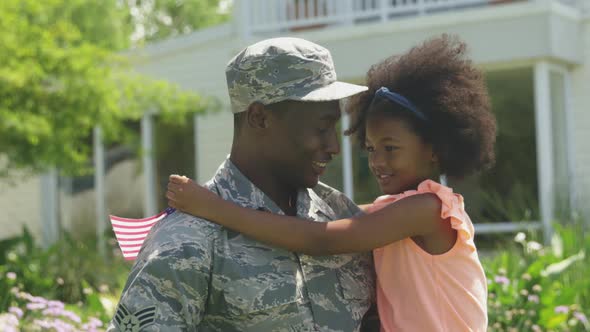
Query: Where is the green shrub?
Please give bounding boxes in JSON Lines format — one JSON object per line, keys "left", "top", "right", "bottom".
{"left": 0, "top": 228, "right": 130, "bottom": 327}
{"left": 1, "top": 221, "right": 589, "bottom": 330}
{"left": 485, "top": 222, "right": 590, "bottom": 331}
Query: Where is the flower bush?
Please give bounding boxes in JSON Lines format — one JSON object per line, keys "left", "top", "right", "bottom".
{"left": 485, "top": 223, "right": 589, "bottom": 331}
{"left": 0, "top": 222, "right": 589, "bottom": 331}
{"left": 0, "top": 228, "right": 129, "bottom": 331}
{"left": 0, "top": 289, "right": 103, "bottom": 331}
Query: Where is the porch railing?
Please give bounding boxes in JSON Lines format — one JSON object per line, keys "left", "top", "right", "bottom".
{"left": 238, "top": 0, "right": 585, "bottom": 36}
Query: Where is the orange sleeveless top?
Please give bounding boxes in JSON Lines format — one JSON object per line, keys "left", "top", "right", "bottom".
{"left": 367, "top": 180, "right": 488, "bottom": 332}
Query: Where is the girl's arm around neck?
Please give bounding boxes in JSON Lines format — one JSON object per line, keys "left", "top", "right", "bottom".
{"left": 167, "top": 178, "right": 444, "bottom": 255}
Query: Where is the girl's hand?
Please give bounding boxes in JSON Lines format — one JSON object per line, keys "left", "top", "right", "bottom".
{"left": 166, "top": 174, "right": 218, "bottom": 219}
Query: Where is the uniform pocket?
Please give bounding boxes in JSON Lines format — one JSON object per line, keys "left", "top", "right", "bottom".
{"left": 215, "top": 234, "right": 303, "bottom": 318}
{"left": 220, "top": 275, "right": 299, "bottom": 316}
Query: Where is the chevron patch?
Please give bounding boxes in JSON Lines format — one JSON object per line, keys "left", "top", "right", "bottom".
{"left": 114, "top": 304, "right": 156, "bottom": 331}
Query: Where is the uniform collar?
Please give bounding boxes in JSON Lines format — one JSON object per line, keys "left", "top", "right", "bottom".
{"left": 213, "top": 158, "right": 336, "bottom": 220}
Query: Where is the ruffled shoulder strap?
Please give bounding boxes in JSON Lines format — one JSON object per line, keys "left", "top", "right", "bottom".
{"left": 416, "top": 180, "right": 475, "bottom": 250}
{"left": 368, "top": 180, "right": 475, "bottom": 251}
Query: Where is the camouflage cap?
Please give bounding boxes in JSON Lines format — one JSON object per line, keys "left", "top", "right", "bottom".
{"left": 226, "top": 37, "right": 368, "bottom": 114}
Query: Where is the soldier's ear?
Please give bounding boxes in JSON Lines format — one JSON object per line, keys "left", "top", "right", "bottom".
{"left": 246, "top": 102, "right": 269, "bottom": 130}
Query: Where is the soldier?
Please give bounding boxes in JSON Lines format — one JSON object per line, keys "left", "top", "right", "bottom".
{"left": 108, "top": 37, "right": 377, "bottom": 332}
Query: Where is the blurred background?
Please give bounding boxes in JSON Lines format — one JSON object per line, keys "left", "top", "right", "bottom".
{"left": 1, "top": 0, "right": 589, "bottom": 330}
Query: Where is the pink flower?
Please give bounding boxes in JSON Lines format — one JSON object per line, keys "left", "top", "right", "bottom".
{"left": 42, "top": 307, "right": 65, "bottom": 317}
{"left": 554, "top": 305, "right": 569, "bottom": 314}
{"left": 33, "top": 318, "right": 76, "bottom": 332}
{"left": 527, "top": 295, "right": 539, "bottom": 303}
{"left": 8, "top": 307, "right": 23, "bottom": 318}
{"left": 26, "top": 302, "right": 46, "bottom": 310}
{"left": 81, "top": 324, "right": 98, "bottom": 332}
{"left": 47, "top": 300, "right": 65, "bottom": 309}
{"left": 60, "top": 310, "right": 82, "bottom": 323}
{"left": 574, "top": 312, "right": 588, "bottom": 324}
{"left": 6, "top": 272, "right": 16, "bottom": 280}
{"left": 29, "top": 296, "right": 48, "bottom": 304}
{"left": 33, "top": 319, "right": 53, "bottom": 329}
{"left": 52, "top": 318, "right": 76, "bottom": 332}
{"left": 88, "top": 317, "right": 103, "bottom": 327}
{"left": 494, "top": 276, "right": 510, "bottom": 285}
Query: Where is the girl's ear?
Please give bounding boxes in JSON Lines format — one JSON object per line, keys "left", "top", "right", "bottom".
{"left": 429, "top": 147, "right": 440, "bottom": 169}
{"left": 431, "top": 152, "right": 439, "bottom": 163}
{"left": 425, "top": 143, "right": 438, "bottom": 163}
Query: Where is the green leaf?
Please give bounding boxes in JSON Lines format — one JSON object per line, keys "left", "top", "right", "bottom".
{"left": 541, "top": 250, "right": 585, "bottom": 277}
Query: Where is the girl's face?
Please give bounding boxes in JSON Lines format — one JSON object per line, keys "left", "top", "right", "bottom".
{"left": 365, "top": 112, "right": 437, "bottom": 195}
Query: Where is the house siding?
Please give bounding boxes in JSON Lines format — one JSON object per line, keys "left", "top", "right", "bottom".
{"left": 0, "top": 171, "right": 42, "bottom": 240}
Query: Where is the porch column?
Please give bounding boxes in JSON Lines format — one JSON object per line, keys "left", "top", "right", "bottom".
{"left": 561, "top": 66, "right": 578, "bottom": 214}
{"left": 93, "top": 126, "right": 107, "bottom": 256}
{"left": 193, "top": 113, "right": 200, "bottom": 181}
{"left": 142, "top": 112, "right": 158, "bottom": 216}
{"left": 40, "top": 168, "right": 59, "bottom": 248}
{"left": 341, "top": 113, "right": 354, "bottom": 201}
{"left": 343, "top": 0, "right": 355, "bottom": 26}
{"left": 379, "top": 0, "right": 388, "bottom": 22}
{"left": 533, "top": 61, "right": 554, "bottom": 243}
{"left": 546, "top": 64, "right": 578, "bottom": 218}
{"left": 235, "top": 0, "right": 251, "bottom": 40}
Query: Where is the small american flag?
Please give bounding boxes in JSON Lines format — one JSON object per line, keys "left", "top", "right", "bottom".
{"left": 109, "top": 207, "right": 175, "bottom": 260}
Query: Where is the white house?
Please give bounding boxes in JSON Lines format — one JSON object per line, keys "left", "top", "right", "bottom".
{"left": 2, "top": 0, "right": 588, "bottom": 245}
{"left": 128, "top": 0, "right": 590, "bottom": 239}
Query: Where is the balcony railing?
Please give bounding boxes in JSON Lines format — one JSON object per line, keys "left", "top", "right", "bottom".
{"left": 237, "top": 0, "right": 585, "bottom": 36}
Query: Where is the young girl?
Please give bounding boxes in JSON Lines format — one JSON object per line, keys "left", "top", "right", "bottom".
{"left": 166, "top": 35, "right": 496, "bottom": 331}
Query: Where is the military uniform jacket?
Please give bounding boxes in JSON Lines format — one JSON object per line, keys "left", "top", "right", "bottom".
{"left": 108, "top": 159, "right": 375, "bottom": 331}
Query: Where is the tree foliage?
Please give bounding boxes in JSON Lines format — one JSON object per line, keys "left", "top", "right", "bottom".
{"left": 125, "top": 0, "right": 230, "bottom": 46}
{"left": 0, "top": 0, "right": 228, "bottom": 176}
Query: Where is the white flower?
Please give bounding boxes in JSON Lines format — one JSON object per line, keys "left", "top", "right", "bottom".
{"left": 7, "top": 252, "right": 17, "bottom": 262}
{"left": 527, "top": 241, "right": 543, "bottom": 252}
{"left": 514, "top": 232, "right": 526, "bottom": 243}
{"left": 0, "top": 313, "right": 19, "bottom": 328}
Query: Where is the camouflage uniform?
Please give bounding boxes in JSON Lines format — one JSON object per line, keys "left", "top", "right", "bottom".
{"left": 109, "top": 37, "right": 376, "bottom": 331}
{"left": 108, "top": 159, "right": 375, "bottom": 331}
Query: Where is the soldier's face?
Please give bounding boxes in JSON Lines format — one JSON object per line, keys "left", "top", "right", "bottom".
{"left": 267, "top": 100, "right": 341, "bottom": 189}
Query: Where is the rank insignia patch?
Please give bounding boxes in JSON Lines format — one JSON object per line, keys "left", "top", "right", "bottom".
{"left": 114, "top": 304, "right": 156, "bottom": 331}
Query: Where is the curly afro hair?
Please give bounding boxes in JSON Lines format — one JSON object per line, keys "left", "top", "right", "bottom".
{"left": 346, "top": 34, "right": 497, "bottom": 178}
